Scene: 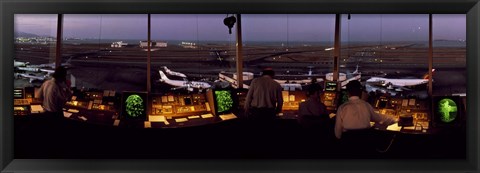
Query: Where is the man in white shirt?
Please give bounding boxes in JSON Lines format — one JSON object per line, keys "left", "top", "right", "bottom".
{"left": 335, "top": 80, "right": 396, "bottom": 139}
{"left": 36, "top": 66, "right": 72, "bottom": 118}
{"left": 244, "top": 68, "right": 283, "bottom": 121}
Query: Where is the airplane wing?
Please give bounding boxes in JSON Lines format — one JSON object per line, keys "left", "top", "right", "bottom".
{"left": 171, "top": 86, "right": 187, "bottom": 90}
{"left": 366, "top": 80, "right": 410, "bottom": 92}
{"left": 172, "top": 85, "right": 195, "bottom": 92}
{"left": 384, "top": 82, "right": 412, "bottom": 92}
{"left": 392, "top": 85, "right": 412, "bottom": 91}
{"left": 22, "top": 73, "right": 47, "bottom": 83}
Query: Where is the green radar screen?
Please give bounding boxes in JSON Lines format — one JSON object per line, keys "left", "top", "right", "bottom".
{"left": 125, "top": 94, "right": 145, "bottom": 118}
{"left": 437, "top": 98, "right": 458, "bottom": 123}
{"left": 215, "top": 90, "right": 233, "bottom": 113}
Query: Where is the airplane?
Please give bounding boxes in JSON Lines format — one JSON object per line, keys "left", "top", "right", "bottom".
{"left": 280, "top": 83, "right": 303, "bottom": 91}
{"left": 39, "top": 68, "right": 55, "bottom": 75}
{"left": 14, "top": 60, "right": 29, "bottom": 67}
{"left": 351, "top": 64, "right": 360, "bottom": 75}
{"left": 366, "top": 69, "right": 435, "bottom": 92}
{"left": 162, "top": 66, "right": 187, "bottom": 78}
{"left": 218, "top": 72, "right": 304, "bottom": 91}
{"left": 27, "top": 57, "right": 73, "bottom": 69}
{"left": 16, "top": 66, "right": 55, "bottom": 75}
{"left": 15, "top": 73, "right": 49, "bottom": 83}
{"left": 16, "top": 66, "right": 41, "bottom": 73}
{"left": 159, "top": 70, "right": 211, "bottom": 91}
{"left": 274, "top": 79, "right": 313, "bottom": 85}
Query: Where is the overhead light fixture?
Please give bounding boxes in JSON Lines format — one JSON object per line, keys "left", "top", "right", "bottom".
{"left": 223, "top": 15, "right": 236, "bottom": 34}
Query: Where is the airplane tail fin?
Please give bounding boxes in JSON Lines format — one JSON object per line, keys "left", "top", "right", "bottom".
{"left": 65, "top": 57, "right": 73, "bottom": 65}
{"left": 422, "top": 69, "right": 435, "bottom": 79}
{"left": 352, "top": 64, "right": 360, "bottom": 74}
{"left": 159, "top": 70, "right": 169, "bottom": 81}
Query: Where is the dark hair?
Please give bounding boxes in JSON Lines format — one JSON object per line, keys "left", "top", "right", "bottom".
{"left": 346, "top": 80, "right": 363, "bottom": 97}
{"left": 307, "top": 83, "right": 323, "bottom": 96}
{"left": 261, "top": 68, "right": 275, "bottom": 77}
{"left": 52, "top": 66, "right": 67, "bottom": 81}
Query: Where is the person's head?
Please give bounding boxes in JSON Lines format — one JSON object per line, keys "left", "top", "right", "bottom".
{"left": 307, "top": 83, "right": 323, "bottom": 98}
{"left": 261, "top": 68, "right": 275, "bottom": 78}
{"left": 346, "top": 80, "right": 363, "bottom": 97}
{"left": 52, "top": 66, "right": 67, "bottom": 82}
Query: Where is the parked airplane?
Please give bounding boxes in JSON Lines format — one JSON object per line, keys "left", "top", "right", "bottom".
{"left": 16, "top": 66, "right": 41, "bottom": 73}
{"left": 218, "top": 72, "right": 304, "bottom": 91}
{"left": 15, "top": 73, "right": 49, "bottom": 83}
{"left": 28, "top": 57, "right": 73, "bottom": 69}
{"left": 162, "top": 66, "right": 187, "bottom": 78}
{"left": 366, "top": 69, "right": 435, "bottom": 91}
{"left": 159, "top": 70, "right": 211, "bottom": 91}
{"left": 351, "top": 64, "right": 360, "bottom": 75}
{"left": 39, "top": 68, "right": 55, "bottom": 74}
{"left": 14, "top": 60, "right": 29, "bottom": 67}
{"left": 280, "top": 83, "right": 303, "bottom": 91}
{"left": 274, "top": 79, "right": 313, "bottom": 85}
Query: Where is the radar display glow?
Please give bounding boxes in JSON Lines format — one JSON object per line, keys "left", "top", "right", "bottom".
{"left": 437, "top": 98, "right": 458, "bottom": 123}
{"left": 125, "top": 94, "right": 144, "bottom": 118}
{"left": 215, "top": 90, "right": 233, "bottom": 113}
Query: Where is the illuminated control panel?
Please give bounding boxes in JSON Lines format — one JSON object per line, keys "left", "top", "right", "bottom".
{"left": 151, "top": 93, "right": 209, "bottom": 117}
{"left": 14, "top": 99, "right": 30, "bottom": 106}
{"left": 282, "top": 91, "right": 306, "bottom": 111}
{"left": 65, "top": 90, "right": 118, "bottom": 111}
{"left": 322, "top": 91, "right": 338, "bottom": 111}
{"left": 374, "top": 97, "right": 430, "bottom": 127}
{"left": 14, "top": 105, "right": 30, "bottom": 116}
{"left": 378, "top": 108, "right": 397, "bottom": 118}
{"left": 14, "top": 98, "right": 31, "bottom": 116}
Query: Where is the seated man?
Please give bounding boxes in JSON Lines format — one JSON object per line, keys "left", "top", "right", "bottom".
{"left": 334, "top": 80, "right": 396, "bottom": 139}
{"left": 36, "top": 66, "right": 72, "bottom": 120}
{"left": 298, "top": 83, "right": 329, "bottom": 129}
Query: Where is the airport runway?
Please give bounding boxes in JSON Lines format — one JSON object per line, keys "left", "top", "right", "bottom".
{"left": 14, "top": 43, "right": 466, "bottom": 96}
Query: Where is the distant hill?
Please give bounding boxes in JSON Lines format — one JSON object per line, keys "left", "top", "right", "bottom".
{"left": 15, "top": 32, "right": 40, "bottom": 38}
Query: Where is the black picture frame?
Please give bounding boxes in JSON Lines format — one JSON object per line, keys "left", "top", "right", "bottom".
{"left": 1, "top": 0, "right": 479, "bottom": 172}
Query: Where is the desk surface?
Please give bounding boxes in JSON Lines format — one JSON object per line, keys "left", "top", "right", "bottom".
{"left": 372, "top": 121, "right": 442, "bottom": 135}
{"left": 280, "top": 111, "right": 442, "bottom": 135}
{"left": 22, "top": 104, "right": 452, "bottom": 134}
{"left": 24, "top": 105, "right": 238, "bottom": 129}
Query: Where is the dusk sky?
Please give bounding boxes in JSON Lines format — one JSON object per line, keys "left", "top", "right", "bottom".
{"left": 14, "top": 14, "right": 466, "bottom": 42}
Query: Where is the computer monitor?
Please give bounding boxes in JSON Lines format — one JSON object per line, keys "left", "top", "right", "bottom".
{"left": 121, "top": 91, "right": 148, "bottom": 120}
{"left": 208, "top": 88, "right": 237, "bottom": 116}
{"left": 376, "top": 97, "right": 389, "bottom": 109}
{"left": 432, "top": 96, "right": 464, "bottom": 127}
{"left": 183, "top": 97, "right": 192, "bottom": 105}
